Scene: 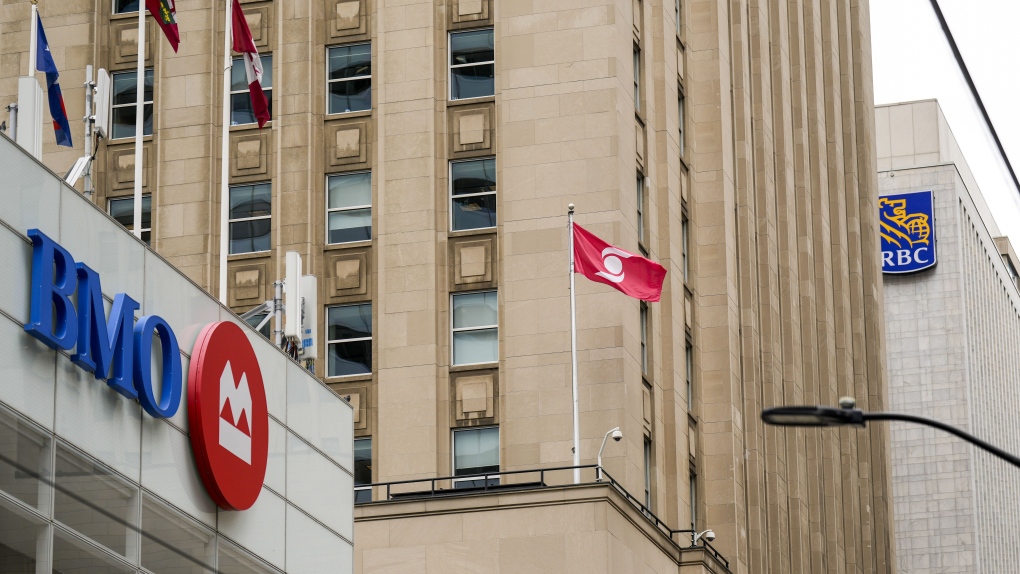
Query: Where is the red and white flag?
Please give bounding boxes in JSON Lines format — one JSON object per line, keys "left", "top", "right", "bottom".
{"left": 232, "top": 0, "right": 270, "bottom": 128}
{"left": 573, "top": 223, "right": 667, "bottom": 302}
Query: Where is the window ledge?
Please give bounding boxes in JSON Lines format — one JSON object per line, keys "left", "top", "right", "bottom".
{"left": 229, "top": 122, "right": 272, "bottom": 133}
{"left": 449, "top": 362, "right": 498, "bottom": 373}
{"left": 324, "top": 240, "right": 373, "bottom": 252}
{"left": 325, "top": 373, "right": 373, "bottom": 384}
{"left": 227, "top": 251, "right": 271, "bottom": 262}
{"left": 108, "top": 135, "right": 154, "bottom": 146}
{"left": 448, "top": 95, "right": 495, "bottom": 107}
{"left": 449, "top": 228, "right": 496, "bottom": 239}
{"left": 325, "top": 109, "right": 373, "bottom": 120}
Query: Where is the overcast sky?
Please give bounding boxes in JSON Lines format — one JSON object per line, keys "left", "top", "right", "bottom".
{"left": 871, "top": 0, "right": 1020, "bottom": 240}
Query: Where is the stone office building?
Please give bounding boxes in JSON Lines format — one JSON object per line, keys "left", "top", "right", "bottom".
{"left": 878, "top": 100, "right": 1020, "bottom": 573}
{"left": 1, "top": 0, "right": 895, "bottom": 571}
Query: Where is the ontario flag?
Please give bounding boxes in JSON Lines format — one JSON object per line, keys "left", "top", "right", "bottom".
{"left": 232, "top": 0, "right": 270, "bottom": 128}
{"left": 34, "top": 14, "right": 72, "bottom": 148}
{"left": 573, "top": 223, "right": 667, "bottom": 302}
{"left": 146, "top": 0, "right": 180, "bottom": 53}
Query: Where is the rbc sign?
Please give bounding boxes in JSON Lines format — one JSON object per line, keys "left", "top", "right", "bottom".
{"left": 880, "top": 190, "right": 937, "bottom": 274}
{"left": 23, "top": 229, "right": 182, "bottom": 418}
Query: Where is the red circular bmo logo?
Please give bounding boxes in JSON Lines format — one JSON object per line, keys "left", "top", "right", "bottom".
{"left": 188, "top": 321, "right": 269, "bottom": 511}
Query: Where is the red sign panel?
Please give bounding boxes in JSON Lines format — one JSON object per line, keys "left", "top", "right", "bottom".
{"left": 188, "top": 321, "right": 269, "bottom": 510}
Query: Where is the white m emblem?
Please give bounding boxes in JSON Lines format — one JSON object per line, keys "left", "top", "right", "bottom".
{"left": 219, "top": 362, "right": 253, "bottom": 464}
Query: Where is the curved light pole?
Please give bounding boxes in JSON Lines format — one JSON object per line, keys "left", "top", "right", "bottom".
{"left": 761, "top": 397, "right": 1020, "bottom": 469}
{"left": 596, "top": 427, "right": 622, "bottom": 482}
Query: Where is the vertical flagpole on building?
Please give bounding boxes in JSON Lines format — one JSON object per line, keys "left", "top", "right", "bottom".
{"left": 568, "top": 204, "right": 581, "bottom": 484}
{"left": 218, "top": 0, "right": 232, "bottom": 304}
{"left": 132, "top": 3, "right": 145, "bottom": 239}
{"left": 28, "top": 1, "right": 38, "bottom": 77}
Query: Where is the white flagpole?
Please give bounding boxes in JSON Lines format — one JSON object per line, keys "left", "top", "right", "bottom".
{"left": 132, "top": 3, "right": 145, "bottom": 239}
{"left": 28, "top": 1, "right": 38, "bottom": 77}
{"left": 568, "top": 203, "right": 581, "bottom": 484}
{"left": 218, "top": 0, "right": 232, "bottom": 304}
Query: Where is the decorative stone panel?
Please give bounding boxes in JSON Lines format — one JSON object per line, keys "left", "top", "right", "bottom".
{"left": 450, "top": 234, "right": 496, "bottom": 291}
{"left": 109, "top": 19, "right": 152, "bottom": 67}
{"left": 326, "top": 0, "right": 368, "bottom": 40}
{"left": 451, "top": 369, "right": 498, "bottom": 427}
{"left": 325, "top": 119, "right": 372, "bottom": 170}
{"left": 329, "top": 383, "right": 370, "bottom": 435}
{"left": 448, "top": 103, "right": 494, "bottom": 157}
{"left": 326, "top": 248, "right": 370, "bottom": 301}
{"left": 227, "top": 261, "right": 267, "bottom": 307}
{"left": 230, "top": 130, "right": 271, "bottom": 180}
{"left": 448, "top": 0, "right": 491, "bottom": 28}
{"left": 239, "top": 2, "right": 273, "bottom": 51}
{"left": 106, "top": 143, "right": 152, "bottom": 192}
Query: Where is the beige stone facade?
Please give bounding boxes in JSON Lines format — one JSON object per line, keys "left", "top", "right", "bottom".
{"left": 1, "top": 0, "right": 894, "bottom": 571}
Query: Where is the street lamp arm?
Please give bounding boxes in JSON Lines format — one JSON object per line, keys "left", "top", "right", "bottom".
{"left": 863, "top": 412, "right": 1020, "bottom": 469}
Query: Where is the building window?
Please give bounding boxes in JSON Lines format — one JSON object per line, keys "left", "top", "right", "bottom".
{"left": 449, "top": 29, "right": 494, "bottom": 100}
{"left": 689, "top": 472, "right": 698, "bottom": 530}
{"left": 231, "top": 55, "right": 273, "bottom": 125}
{"left": 685, "top": 338, "right": 693, "bottom": 411}
{"left": 675, "top": 0, "right": 681, "bottom": 35}
{"left": 113, "top": 0, "right": 138, "bottom": 14}
{"left": 327, "top": 43, "right": 371, "bottom": 114}
{"left": 111, "top": 69, "right": 153, "bottom": 140}
{"left": 354, "top": 437, "right": 372, "bottom": 503}
{"left": 682, "top": 210, "right": 690, "bottom": 282}
{"left": 452, "top": 291, "right": 498, "bottom": 366}
{"left": 644, "top": 437, "right": 652, "bottom": 509}
{"left": 242, "top": 311, "right": 272, "bottom": 340}
{"left": 327, "top": 171, "right": 372, "bottom": 244}
{"left": 678, "top": 90, "right": 685, "bottom": 156}
{"left": 326, "top": 303, "right": 372, "bottom": 377}
{"left": 108, "top": 195, "right": 151, "bottom": 245}
{"left": 451, "top": 158, "right": 496, "bottom": 231}
{"left": 637, "top": 172, "right": 646, "bottom": 249}
{"left": 453, "top": 426, "right": 499, "bottom": 488}
{"left": 633, "top": 45, "right": 641, "bottom": 113}
{"left": 640, "top": 302, "right": 649, "bottom": 375}
{"left": 228, "top": 183, "right": 271, "bottom": 254}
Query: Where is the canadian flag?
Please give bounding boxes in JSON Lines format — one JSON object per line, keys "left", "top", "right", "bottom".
{"left": 573, "top": 223, "right": 667, "bottom": 302}
{"left": 232, "top": 0, "right": 270, "bottom": 128}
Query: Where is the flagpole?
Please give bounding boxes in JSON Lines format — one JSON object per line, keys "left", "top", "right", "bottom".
{"left": 28, "top": 1, "right": 38, "bottom": 77}
{"left": 568, "top": 203, "right": 581, "bottom": 484}
{"left": 218, "top": 0, "right": 232, "bottom": 304}
{"left": 132, "top": 3, "right": 145, "bottom": 239}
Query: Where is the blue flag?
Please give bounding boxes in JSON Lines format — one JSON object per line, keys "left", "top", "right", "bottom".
{"left": 35, "top": 14, "right": 72, "bottom": 148}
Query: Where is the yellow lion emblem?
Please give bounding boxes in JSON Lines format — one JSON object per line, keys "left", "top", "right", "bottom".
{"left": 879, "top": 197, "right": 930, "bottom": 248}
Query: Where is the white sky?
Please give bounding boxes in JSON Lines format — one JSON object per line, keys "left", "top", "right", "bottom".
{"left": 871, "top": 0, "right": 1020, "bottom": 240}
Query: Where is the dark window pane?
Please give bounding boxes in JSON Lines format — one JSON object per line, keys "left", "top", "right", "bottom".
{"left": 111, "top": 70, "right": 153, "bottom": 106}
{"left": 327, "top": 209, "right": 371, "bottom": 244}
{"left": 354, "top": 438, "right": 372, "bottom": 486}
{"left": 230, "top": 90, "right": 274, "bottom": 126}
{"left": 328, "top": 304, "right": 372, "bottom": 340}
{"left": 327, "top": 340, "right": 372, "bottom": 377}
{"left": 453, "top": 477, "right": 499, "bottom": 489}
{"left": 328, "top": 44, "right": 372, "bottom": 80}
{"left": 230, "top": 184, "right": 272, "bottom": 219}
{"left": 451, "top": 158, "right": 495, "bottom": 195}
{"left": 451, "top": 64, "right": 494, "bottom": 100}
{"left": 140, "top": 494, "right": 216, "bottom": 573}
{"left": 109, "top": 195, "right": 151, "bottom": 232}
{"left": 354, "top": 488, "right": 373, "bottom": 503}
{"left": 453, "top": 427, "right": 499, "bottom": 477}
{"left": 232, "top": 55, "right": 273, "bottom": 91}
{"left": 328, "top": 79, "right": 372, "bottom": 114}
{"left": 229, "top": 219, "right": 271, "bottom": 254}
{"left": 452, "top": 194, "right": 496, "bottom": 231}
{"left": 452, "top": 291, "right": 497, "bottom": 329}
{"left": 328, "top": 172, "right": 372, "bottom": 208}
{"left": 450, "top": 29, "right": 494, "bottom": 65}
{"left": 111, "top": 104, "right": 153, "bottom": 139}
{"left": 452, "top": 329, "right": 498, "bottom": 365}
{"left": 54, "top": 444, "right": 137, "bottom": 558}
{"left": 114, "top": 0, "right": 139, "bottom": 13}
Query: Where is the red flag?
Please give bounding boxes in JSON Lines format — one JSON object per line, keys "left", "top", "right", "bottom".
{"left": 232, "top": 0, "right": 270, "bottom": 128}
{"left": 145, "top": 0, "right": 180, "bottom": 53}
{"left": 573, "top": 223, "right": 667, "bottom": 302}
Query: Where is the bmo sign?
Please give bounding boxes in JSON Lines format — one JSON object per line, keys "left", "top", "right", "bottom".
{"left": 23, "top": 229, "right": 268, "bottom": 511}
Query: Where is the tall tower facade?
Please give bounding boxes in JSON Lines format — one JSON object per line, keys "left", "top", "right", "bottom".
{"left": 0, "top": 0, "right": 894, "bottom": 571}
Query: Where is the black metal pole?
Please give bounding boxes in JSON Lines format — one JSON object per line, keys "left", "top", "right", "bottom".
{"left": 864, "top": 411, "right": 1020, "bottom": 469}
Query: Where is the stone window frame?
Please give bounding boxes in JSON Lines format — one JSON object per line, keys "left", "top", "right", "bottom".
{"left": 325, "top": 302, "right": 373, "bottom": 378}
{"left": 451, "top": 425, "right": 500, "bottom": 488}
{"left": 326, "top": 171, "right": 372, "bottom": 245}
{"left": 633, "top": 44, "right": 642, "bottom": 114}
{"left": 450, "top": 290, "right": 499, "bottom": 367}
{"left": 228, "top": 182, "right": 272, "bottom": 255}
{"left": 326, "top": 42, "right": 372, "bottom": 115}
{"left": 230, "top": 55, "right": 274, "bottom": 126}
{"left": 111, "top": 69, "right": 154, "bottom": 140}
{"left": 448, "top": 28, "right": 495, "bottom": 101}
{"left": 108, "top": 194, "right": 151, "bottom": 245}
{"left": 449, "top": 156, "right": 497, "bottom": 232}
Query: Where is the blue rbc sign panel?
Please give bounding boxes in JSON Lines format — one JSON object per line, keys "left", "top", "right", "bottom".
{"left": 880, "top": 190, "right": 937, "bottom": 274}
